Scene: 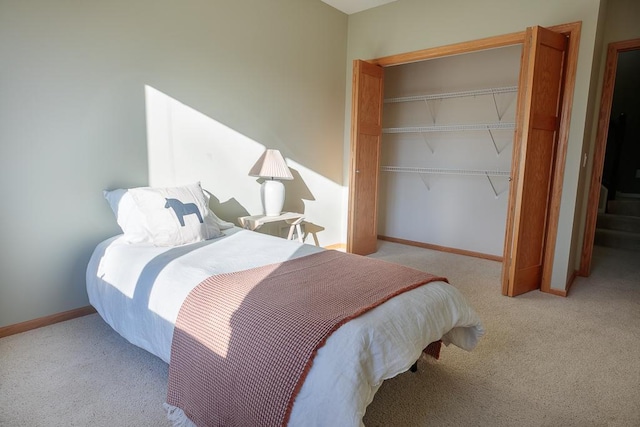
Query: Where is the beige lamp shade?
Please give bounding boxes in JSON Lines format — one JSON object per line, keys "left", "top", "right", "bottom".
{"left": 248, "top": 149, "right": 294, "bottom": 180}
{"left": 249, "top": 149, "right": 293, "bottom": 216}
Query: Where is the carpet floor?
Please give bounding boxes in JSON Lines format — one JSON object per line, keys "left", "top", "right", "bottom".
{"left": 1, "top": 242, "right": 638, "bottom": 426}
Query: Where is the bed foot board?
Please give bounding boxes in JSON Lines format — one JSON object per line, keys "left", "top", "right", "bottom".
{"left": 409, "top": 340, "right": 443, "bottom": 373}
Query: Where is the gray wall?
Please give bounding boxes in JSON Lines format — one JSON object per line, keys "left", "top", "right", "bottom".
{"left": 0, "top": 0, "right": 347, "bottom": 327}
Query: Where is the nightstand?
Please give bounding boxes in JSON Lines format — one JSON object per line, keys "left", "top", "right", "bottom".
{"left": 238, "top": 212, "right": 305, "bottom": 242}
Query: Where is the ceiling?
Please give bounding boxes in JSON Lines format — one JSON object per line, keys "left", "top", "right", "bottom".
{"left": 320, "top": 0, "right": 398, "bottom": 15}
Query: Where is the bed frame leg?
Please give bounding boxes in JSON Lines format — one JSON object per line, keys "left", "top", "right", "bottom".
{"left": 410, "top": 340, "right": 443, "bottom": 373}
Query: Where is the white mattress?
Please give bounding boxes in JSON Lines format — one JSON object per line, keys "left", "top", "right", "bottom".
{"left": 86, "top": 227, "right": 484, "bottom": 426}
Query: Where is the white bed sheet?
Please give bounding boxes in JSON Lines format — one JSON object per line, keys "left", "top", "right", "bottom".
{"left": 86, "top": 227, "right": 484, "bottom": 426}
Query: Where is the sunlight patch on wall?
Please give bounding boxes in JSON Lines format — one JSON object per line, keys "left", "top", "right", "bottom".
{"left": 144, "top": 85, "right": 345, "bottom": 246}
{"left": 145, "top": 85, "right": 268, "bottom": 221}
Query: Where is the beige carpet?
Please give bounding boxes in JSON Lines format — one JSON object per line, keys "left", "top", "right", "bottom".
{"left": 1, "top": 243, "right": 638, "bottom": 426}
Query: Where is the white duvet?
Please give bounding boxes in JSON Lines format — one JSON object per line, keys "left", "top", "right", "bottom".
{"left": 86, "top": 227, "right": 484, "bottom": 426}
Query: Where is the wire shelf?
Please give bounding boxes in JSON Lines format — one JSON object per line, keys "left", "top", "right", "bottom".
{"left": 381, "top": 166, "right": 511, "bottom": 176}
{"left": 383, "top": 122, "right": 516, "bottom": 134}
{"left": 384, "top": 86, "right": 518, "bottom": 104}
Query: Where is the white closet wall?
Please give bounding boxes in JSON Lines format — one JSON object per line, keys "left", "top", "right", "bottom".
{"left": 378, "top": 45, "right": 522, "bottom": 257}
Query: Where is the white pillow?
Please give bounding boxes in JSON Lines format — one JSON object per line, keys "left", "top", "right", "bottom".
{"left": 103, "top": 188, "right": 150, "bottom": 243}
{"left": 128, "top": 182, "right": 223, "bottom": 246}
{"left": 104, "top": 183, "right": 226, "bottom": 246}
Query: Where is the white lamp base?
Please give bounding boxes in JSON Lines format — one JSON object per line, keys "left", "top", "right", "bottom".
{"left": 261, "top": 179, "right": 285, "bottom": 216}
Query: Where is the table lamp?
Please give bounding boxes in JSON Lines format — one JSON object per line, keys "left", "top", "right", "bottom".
{"left": 249, "top": 149, "right": 294, "bottom": 216}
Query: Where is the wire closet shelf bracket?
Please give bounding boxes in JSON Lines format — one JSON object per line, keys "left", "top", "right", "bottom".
{"left": 380, "top": 166, "right": 512, "bottom": 198}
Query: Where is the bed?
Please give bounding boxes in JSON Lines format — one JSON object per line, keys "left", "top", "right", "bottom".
{"left": 88, "top": 183, "right": 484, "bottom": 426}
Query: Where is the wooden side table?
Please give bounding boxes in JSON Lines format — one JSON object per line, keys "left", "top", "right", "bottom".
{"left": 238, "top": 212, "right": 305, "bottom": 242}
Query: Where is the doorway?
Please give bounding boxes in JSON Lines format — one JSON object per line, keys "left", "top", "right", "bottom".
{"left": 580, "top": 38, "right": 640, "bottom": 275}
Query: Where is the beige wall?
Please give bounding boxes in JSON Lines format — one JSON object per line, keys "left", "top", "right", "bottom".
{"left": 601, "top": 0, "right": 640, "bottom": 43}
{"left": 0, "top": 0, "right": 347, "bottom": 327}
{"left": 345, "top": 0, "right": 604, "bottom": 291}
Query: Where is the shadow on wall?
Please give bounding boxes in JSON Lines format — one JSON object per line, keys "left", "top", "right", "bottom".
{"left": 283, "top": 169, "right": 323, "bottom": 245}
{"left": 284, "top": 168, "right": 315, "bottom": 214}
{"left": 206, "top": 191, "right": 249, "bottom": 226}
{"left": 205, "top": 173, "right": 324, "bottom": 245}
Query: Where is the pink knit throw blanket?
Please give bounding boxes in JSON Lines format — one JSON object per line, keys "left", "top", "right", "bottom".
{"left": 166, "top": 250, "right": 446, "bottom": 427}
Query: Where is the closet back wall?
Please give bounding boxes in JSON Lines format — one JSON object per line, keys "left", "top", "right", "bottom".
{"left": 378, "top": 45, "right": 522, "bottom": 257}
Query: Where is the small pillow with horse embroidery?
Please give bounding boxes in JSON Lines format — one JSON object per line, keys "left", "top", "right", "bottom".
{"left": 129, "top": 182, "right": 222, "bottom": 246}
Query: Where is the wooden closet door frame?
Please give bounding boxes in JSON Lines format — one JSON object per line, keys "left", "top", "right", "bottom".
{"left": 350, "top": 22, "right": 581, "bottom": 295}
{"left": 579, "top": 38, "right": 640, "bottom": 276}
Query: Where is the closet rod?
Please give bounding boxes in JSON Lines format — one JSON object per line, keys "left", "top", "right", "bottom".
{"left": 381, "top": 166, "right": 511, "bottom": 177}
{"left": 384, "top": 86, "right": 518, "bottom": 104}
{"left": 383, "top": 122, "right": 515, "bottom": 134}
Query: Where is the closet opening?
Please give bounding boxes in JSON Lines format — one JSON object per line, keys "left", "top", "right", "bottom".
{"left": 377, "top": 44, "right": 522, "bottom": 262}
{"left": 347, "top": 23, "right": 581, "bottom": 296}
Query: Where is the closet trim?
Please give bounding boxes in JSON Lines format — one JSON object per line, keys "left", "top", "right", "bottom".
{"left": 379, "top": 236, "right": 503, "bottom": 262}
{"left": 370, "top": 31, "right": 525, "bottom": 66}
